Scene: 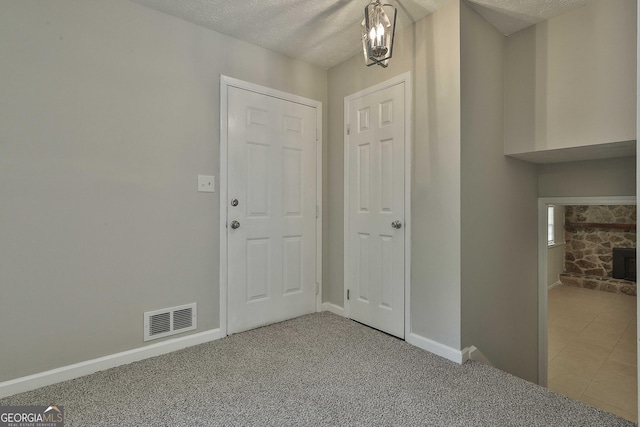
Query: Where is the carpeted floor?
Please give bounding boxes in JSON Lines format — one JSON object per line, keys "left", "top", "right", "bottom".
{"left": 1, "top": 312, "right": 636, "bottom": 426}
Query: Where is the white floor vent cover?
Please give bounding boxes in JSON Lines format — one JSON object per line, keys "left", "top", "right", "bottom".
{"left": 144, "top": 303, "right": 197, "bottom": 341}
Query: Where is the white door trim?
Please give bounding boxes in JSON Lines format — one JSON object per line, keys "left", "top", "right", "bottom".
{"left": 343, "top": 72, "right": 412, "bottom": 336}
{"left": 537, "top": 195, "right": 636, "bottom": 387}
{"left": 220, "top": 75, "right": 323, "bottom": 336}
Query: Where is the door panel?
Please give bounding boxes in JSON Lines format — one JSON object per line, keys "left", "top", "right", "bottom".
{"left": 347, "top": 82, "right": 405, "bottom": 338}
{"left": 283, "top": 236, "right": 303, "bottom": 294}
{"left": 227, "top": 86, "right": 317, "bottom": 334}
{"left": 283, "top": 148, "right": 302, "bottom": 215}
{"left": 247, "top": 238, "right": 269, "bottom": 301}
{"left": 247, "top": 143, "right": 269, "bottom": 216}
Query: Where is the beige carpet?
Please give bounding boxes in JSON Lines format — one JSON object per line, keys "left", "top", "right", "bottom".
{"left": 0, "top": 312, "right": 635, "bottom": 426}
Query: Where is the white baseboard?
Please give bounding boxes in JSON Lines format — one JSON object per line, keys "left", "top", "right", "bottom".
{"left": 406, "top": 332, "right": 464, "bottom": 364}
{"left": 462, "top": 345, "right": 494, "bottom": 366}
{"left": 462, "top": 346, "right": 471, "bottom": 363}
{"left": 0, "top": 328, "right": 225, "bottom": 399}
{"left": 321, "top": 302, "right": 345, "bottom": 317}
{"left": 548, "top": 280, "right": 562, "bottom": 290}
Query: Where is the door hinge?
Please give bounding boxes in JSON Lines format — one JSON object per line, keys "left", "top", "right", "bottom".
{"left": 346, "top": 125, "right": 350, "bottom": 136}
{"left": 316, "top": 128, "right": 319, "bottom": 142}
{"left": 347, "top": 289, "right": 350, "bottom": 300}
{"left": 315, "top": 282, "right": 320, "bottom": 295}
{"left": 316, "top": 205, "right": 319, "bottom": 219}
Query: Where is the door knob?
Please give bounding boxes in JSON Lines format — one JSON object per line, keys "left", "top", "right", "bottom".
{"left": 230, "top": 220, "right": 240, "bottom": 229}
{"left": 230, "top": 198, "right": 239, "bottom": 207}
{"left": 391, "top": 220, "right": 402, "bottom": 229}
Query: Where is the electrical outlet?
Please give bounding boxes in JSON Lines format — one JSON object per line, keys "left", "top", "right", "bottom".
{"left": 197, "top": 175, "right": 215, "bottom": 193}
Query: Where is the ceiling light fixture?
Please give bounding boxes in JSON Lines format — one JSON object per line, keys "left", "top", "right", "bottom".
{"left": 361, "top": 0, "right": 397, "bottom": 68}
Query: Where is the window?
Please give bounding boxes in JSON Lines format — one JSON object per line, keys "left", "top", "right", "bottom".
{"left": 547, "top": 205, "right": 555, "bottom": 246}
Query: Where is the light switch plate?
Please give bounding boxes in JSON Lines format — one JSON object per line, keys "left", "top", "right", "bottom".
{"left": 197, "top": 175, "right": 215, "bottom": 193}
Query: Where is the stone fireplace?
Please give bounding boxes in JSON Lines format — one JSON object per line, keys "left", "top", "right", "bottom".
{"left": 559, "top": 205, "right": 637, "bottom": 295}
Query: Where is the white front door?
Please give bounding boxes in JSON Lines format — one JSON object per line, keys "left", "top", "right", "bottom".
{"left": 345, "top": 81, "right": 406, "bottom": 339}
{"left": 226, "top": 85, "right": 317, "bottom": 334}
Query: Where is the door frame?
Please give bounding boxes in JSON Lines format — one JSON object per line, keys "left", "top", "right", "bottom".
{"left": 537, "top": 195, "right": 637, "bottom": 386}
{"left": 343, "top": 72, "right": 412, "bottom": 336}
{"left": 220, "top": 75, "right": 323, "bottom": 336}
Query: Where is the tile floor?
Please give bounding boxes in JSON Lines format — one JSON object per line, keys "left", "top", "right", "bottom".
{"left": 548, "top": 285, "right": 637, "bottom": 423}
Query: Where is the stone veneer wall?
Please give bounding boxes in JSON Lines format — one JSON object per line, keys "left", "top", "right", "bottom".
{"left": 561, "top": 205, "right": 636, "bottom": 295}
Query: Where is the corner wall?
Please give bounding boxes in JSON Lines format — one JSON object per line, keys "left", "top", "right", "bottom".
{"left": 505, "top": 0, "right": 637, "bottom": 155}
{"left": 410, "top": 1, "right": 462, "bottom": 349}
{"left": 460, "top": 2, "right": 539, "bottom": 382}
{"left": 0, "top": 0, "right": 327, "bottom": 382}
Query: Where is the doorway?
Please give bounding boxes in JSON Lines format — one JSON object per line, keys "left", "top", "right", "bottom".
{"left": 538, "top": 196, "right": 637, "bottom": 421}
{"left": 343, "top": 73, "right": 412, "bottom": 339}
{"left": 220, "top": 76, "right": 322, "bottom": 335}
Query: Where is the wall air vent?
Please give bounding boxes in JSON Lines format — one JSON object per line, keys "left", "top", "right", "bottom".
{"left": 144, "top": 303, "right": 197, "bottom": 341}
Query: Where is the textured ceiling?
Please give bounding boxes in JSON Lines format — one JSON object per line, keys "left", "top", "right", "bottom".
{"left": 130, "top": 0, "right": 596, "bottom": 69}
{"left": 466, "top": 0, "right": 597, "bottom": 36}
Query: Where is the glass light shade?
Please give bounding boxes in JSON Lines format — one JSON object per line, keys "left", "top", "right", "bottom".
{"left": 361, "top": 0, "right": 397, "bottom": 68}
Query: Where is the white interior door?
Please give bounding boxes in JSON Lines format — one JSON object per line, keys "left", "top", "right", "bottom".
{"left": 227, "top": 86, "right": 317, "bottom": 334}
{"left": 346, "top": 81, "right": 405, "bottom": 339}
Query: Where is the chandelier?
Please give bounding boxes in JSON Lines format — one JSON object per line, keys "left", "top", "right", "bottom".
{"left": 361, "top": 0, "right": 397, "bottom": 68}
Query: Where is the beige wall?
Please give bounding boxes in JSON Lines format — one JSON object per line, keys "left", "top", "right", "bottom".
{"left": 0, "top": 0, "right": 327, "bottom": 382}
{"left": 410, "top": 2, "right": 462, "bottom": 348}
{"left": 547, "top": 245, "right": 565, "bottom": 286}
{"left": 2, "top": 0, "right": 635, "bottom": 389}
{"left": 505, "top": 0, "right": 637, "bottom": 155}
{"left": 538, "top": 157, "right": 636, "bottom": 198}
{"left": 460, "top": 2, "right": 539, "bottom": 382}
{"left": 327, "top": 1, "right": 462, "bottom": 348}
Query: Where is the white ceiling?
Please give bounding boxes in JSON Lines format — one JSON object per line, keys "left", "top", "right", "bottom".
{"left": 130, "top": 0, "right": 596, "bottom": 69}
